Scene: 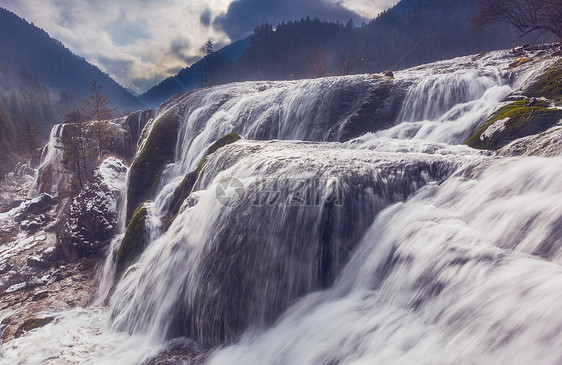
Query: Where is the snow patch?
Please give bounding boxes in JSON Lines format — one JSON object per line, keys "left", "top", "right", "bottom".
{"left": 481, "top": 117, "right": 509, "bottom": 140}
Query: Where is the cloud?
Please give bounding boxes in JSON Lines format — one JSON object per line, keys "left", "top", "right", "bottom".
{"left": 1, "top": 0, "right": 396, "bottom": 93}
{"left": 200, "top": 8, "right": 212, "bottom": 27}
{"left": 339, "top": 0, "right": 400, "bottom": 19}
{"left": 214, "top": 0, "right": 367, "bottom": 40}
{"left": 2, "top": 0, "right": 231, "bottom": 93}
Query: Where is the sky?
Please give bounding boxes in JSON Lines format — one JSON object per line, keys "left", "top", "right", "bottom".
{"left": 0, "top": 0, "right": 399, "bottom": 93}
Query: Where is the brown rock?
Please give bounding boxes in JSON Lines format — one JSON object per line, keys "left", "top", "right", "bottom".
{"left": 382, "top": 70, "right": 394, "bottom": 78}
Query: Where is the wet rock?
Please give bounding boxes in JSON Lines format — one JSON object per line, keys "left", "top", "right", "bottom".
{"left": 20, "top": 215, "right": 49, "bottom": 232}
{"left": 31, "top": 291, "right": 49, "bottom": 301}
{"left": 27, "top": 193, "right": 56, "bottom": 214}
{"left": 9, "top": 199, "right": 24, "bottom": 209}
{"left": 125, "top": 109, "right": 156, "bottom": 153}
{"left": 27, "top": 247, "right": 56, "bottom": 269}
{"left": 497, "top": 126, "right": 562, "bottom": 157}
{"left": 166, "top": 133, "right": 242, "bottom": 223}
{"left": 508, "top": 57, "right": 533, "bottom": 69}
{"left": 526, "top": 58, "right": 562, "bottom": 102}
{"left": 147, "top": 338, "right": 208, "bottom": 365}
{"left": 383, "top": 70, "right": 394, "bottom": 77}
{"left": 465, "top": 99, "right": 562, "bottom": 150}
{"left": 0, "top": 263, "right": 12, "bottom": 275}
{"left": 14, "top": 317, "right": 54, "bottom": 338}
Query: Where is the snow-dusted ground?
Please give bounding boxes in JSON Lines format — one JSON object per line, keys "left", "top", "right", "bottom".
{"left": 0, "top": 157, "right": 128, "bottom": 345}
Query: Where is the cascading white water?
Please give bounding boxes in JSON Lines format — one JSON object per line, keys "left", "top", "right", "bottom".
{"left": 207, "top": 156, "right": 562, "bottom": 365}
{"left": 3, "top": 47, "right": 561, "bottom": 365}
{"left": 110, "top": 141, "right": 475, "bottom": 348}
{"left": 29, "top": 124, "right": 67, "bottom": 197}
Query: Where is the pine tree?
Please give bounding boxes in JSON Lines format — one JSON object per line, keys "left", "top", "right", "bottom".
{"left": 205, "top": 40, "right": 214, "bottom": 55}
{"left": 19, "top": 114, "right": 41, "bottom": 154}
{"left": 80, "top": 80, "right": 116, "bottom": 158}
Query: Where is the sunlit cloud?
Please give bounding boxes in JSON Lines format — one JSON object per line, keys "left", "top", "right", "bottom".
{"left": 1, "top": 0, "right": 396, "bottom": 93}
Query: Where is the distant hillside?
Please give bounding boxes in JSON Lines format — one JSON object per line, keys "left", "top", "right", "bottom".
{"left": 0, "top": 7, "right": 144, "bottom": 178}
{"left": 141, "top": 0, "right": 548, "bottom": 107}
{"left": 0, "top": 7, "right": 142, "bottom": 112}
{"left": 140, "top": 37, "right": 250, "bottom": 107}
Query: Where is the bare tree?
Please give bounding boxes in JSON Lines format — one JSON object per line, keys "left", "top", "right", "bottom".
{"left": 474, "top": 0, "right": 562, "bottom": 40}
{"left": 339, "top": 57, "right": 356, "bottom": 76}
{"left": 80, "top": 80, "right": 116, "bottom": 158}
{"left": 306, "top": 47, "right": 332, "bottom": 78}
{"left": 59, "top": 109, "right": 95, "bottom": 191}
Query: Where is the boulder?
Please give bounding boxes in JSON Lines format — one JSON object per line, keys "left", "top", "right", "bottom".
{"left": 24, "top": 193, "right": 56, "bottom": 215}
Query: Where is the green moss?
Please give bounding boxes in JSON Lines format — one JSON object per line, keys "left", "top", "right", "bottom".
{"left": 527, "top": 59, "right": 562, "bottom": 102}
{"left": 15, "top": 317, "right": 54, "bottom": 337}
{"left": 465, "top": 100, "right": 562, "bottom": 150}
{"left": 168, "top": 171, "right": 198, "bottom": 219}
{"left": 195, "top": 156, "right": 208, "bottom": 176}
{"left": 114, "top": 204, "right": 148, "bottom": 282}
{"left": 126, "top": 111, "right": 180, "bottom": 222}
{"left": 206, "top": 133, "right": 241, "bottom": 155}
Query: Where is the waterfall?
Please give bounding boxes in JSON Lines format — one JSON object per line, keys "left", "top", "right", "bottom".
{"left": 207, "top": 156, "right": 562, "bottom": 364}
{"left": 3, "top": 47, "right": 561, "bottom": 365}
{"left": 108, "top": 48, "right": 559, "bottom": 352}
{"left": 110, "top": 140, "right": 475, "bottom": 347}
{"left": 29, "top": 124, "right": 67, "bottom": 197}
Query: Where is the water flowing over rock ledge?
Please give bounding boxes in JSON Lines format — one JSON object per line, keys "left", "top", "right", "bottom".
{"left": 1, "top": 43, "right": 562, "bottom": 364}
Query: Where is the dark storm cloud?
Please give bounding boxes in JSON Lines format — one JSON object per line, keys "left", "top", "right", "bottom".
{"left": 214, "top": 0, "right": 366, "bottom": 40}
{"left": 200, "top": 8, "right": 212, "bottom": 27}
{"left": 98, "top": 57, "right": 135, "bottom": 80}
{"left": 169, "top": 37, "right": 191, "bottom": 57}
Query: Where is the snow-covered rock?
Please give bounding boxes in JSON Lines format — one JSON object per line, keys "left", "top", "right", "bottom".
{"left": 57, "top": 157, "right": 127, "bottom": 260}
{"left": 498, "top": 125, "right": 562, "bottom": 157}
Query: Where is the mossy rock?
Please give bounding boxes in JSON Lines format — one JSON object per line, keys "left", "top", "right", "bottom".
{"left": 527, "top": 59, "right": 562, "bottom": 102}
{"left": 126, "top": 111, "right": 180, "bottom": 222}
{"left": 15, "top": 317, "right": 54, "bottom": 337}
{"left": 465, "top": 99, "right": 562, "bottom": 150}
{"left": 206, "top": 133, "right": 241, "bottom": 155}
{"left": 115, "top": 204, "right": 148, "bottom": 282}
{"left": 168, "top": 171, "right": 198, "bottom": 219}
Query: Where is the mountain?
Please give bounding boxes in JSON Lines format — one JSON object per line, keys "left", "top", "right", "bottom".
{"left": 0, "top": 7, "right": 142, "bottom": 112}
{"left": 140, "top": 0, "right": 550, "bottom": 107}
{"left": 139, "top": 37, "right": 250, "bottom": 106}
{"left": 0, "top": 7, "right": 144, "bottom": 177}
